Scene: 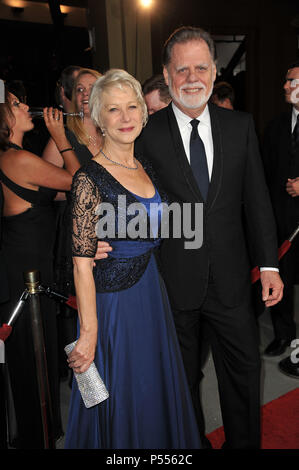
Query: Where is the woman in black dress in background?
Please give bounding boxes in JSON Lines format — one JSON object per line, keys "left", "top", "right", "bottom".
{"left": 43, "top": 68, "right": 103, "bottom": 288}
{"left": 43, "top": 67, "right": 103, "bottom": 167}
{"left": 0, "top": 86, "right": 80, "bottom": 448}
{"left": 42, "top": 68, "right": 104, "bottom": 366}
{"left": 42, "top": 67, "right": 103, "bottom": 290}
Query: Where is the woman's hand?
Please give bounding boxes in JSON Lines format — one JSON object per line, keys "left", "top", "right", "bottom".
{"left": 286, "top": 178, "right": 299, "bottom": 197}
{"left": 67, "top": 332, "right": 97, "bottom": 374}
{"left": 43, "top": 107, "right": 66, "bottom": 144}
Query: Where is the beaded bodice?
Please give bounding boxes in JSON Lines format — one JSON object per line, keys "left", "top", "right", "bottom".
{"left": 71, "top": 156, "right": 168, "bottom": 292}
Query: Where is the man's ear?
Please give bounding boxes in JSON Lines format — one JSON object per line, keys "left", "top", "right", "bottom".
{"left": 163, "top": 67, "right": 169, "bottom": 86}
{"left": 212, "top": 63, "right": 217, "bottom": 83}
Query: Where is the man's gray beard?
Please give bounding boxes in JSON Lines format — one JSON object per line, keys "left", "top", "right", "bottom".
{"left": 168, "top": 78, "right": 213, "bottom": 110}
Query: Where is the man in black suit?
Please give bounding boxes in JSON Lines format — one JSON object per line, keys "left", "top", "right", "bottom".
{"left": 136, "top": 26, "right": 284, "bottom": 449}
{"left": 97, "top": 26, "right": 283, "bottom": 448}
{"left": 262, "top": 62, "right": 299, "bottom": 377}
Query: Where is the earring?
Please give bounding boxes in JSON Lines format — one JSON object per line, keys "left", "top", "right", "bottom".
{"left": 101, "top": 127, "right": 106, "bottom": 137}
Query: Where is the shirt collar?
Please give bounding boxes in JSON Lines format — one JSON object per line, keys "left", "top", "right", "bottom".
{"left": 292, "top": 106, "right": 299, "bottom": 119}
{"left": 172, "top": 101, "right": 211, "bottom": 130}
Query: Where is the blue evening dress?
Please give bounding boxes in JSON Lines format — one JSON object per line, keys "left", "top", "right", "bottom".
{"left": 64, "top": 159, "right": 201, "bottom": 449}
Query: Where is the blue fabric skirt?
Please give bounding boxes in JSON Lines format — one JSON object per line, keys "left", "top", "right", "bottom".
{"left": 65, "top": 254, "right": 201, "bottom": 449}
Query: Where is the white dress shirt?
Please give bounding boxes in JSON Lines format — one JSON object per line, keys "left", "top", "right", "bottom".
{"left": 171, "top": 101, "right": 278, "bottom": 273}
{"left": 172, "top": 102, "right": 214, "bottom": 179}
{"left": 292, "top": 106, "right": 299, "bottom": 132}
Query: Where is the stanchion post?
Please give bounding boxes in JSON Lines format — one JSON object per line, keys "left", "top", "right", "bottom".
{"left": 24, "top": 270, "right": 55, "bottom": 449}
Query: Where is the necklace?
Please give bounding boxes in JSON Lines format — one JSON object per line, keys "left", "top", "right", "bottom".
{"left": 8, "top": 142, "right": 23, "bottom": 150}
{"left": 99, "top": 149, "right": 138, "bottom": 170}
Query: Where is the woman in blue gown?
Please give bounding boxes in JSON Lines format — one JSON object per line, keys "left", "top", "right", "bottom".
{"left": 65, "top": 69, "right": 201, "bottom": 449}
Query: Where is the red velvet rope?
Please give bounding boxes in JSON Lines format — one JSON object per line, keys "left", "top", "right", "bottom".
{"left": 0, "top": 324, "right": 12, "bottom": 342}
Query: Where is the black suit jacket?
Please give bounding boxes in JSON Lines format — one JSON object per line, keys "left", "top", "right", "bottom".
{"left": 262, "top": 110, "right": 299, "bottom": 241}
{"left": 136, "top": 103, "right": 278, "bottom": 310}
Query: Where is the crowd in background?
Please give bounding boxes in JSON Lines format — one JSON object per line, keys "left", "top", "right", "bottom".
{"left": 0, "top": 36, "right": 298, "bottom": 449}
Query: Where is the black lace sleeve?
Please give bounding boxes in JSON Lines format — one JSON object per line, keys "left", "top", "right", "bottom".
{"left": 71, "top": 169, "right": 101, "bottom": 258}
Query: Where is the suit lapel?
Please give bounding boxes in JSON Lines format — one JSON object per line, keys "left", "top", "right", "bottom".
{"left": 278, "top": 111, "right": 292, "bottom": 179}
{"left": 207, "top": 103, "right": 223, "bottom": 210}
{"left": 285, "top": 110, "right": 293, "bottom": 155}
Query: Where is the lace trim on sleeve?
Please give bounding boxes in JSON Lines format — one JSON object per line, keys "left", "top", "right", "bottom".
{"left": 71, "top": 170, "right": 101, "bottom": 258}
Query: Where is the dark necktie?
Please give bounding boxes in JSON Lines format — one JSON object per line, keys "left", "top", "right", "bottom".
{"left": 291, "top": 114, "right": 299, "bottom": 155}
{"left": 189, "top": 119, "right": 209, "bottom": 200}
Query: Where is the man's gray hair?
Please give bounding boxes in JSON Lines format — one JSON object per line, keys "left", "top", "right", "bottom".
{"left": 162, "top": 26, "right": 216, "bottom": 67}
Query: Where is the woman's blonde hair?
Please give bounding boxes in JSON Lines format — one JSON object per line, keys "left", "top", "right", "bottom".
{"left": 89, "top": 69, "right": 148, "bottom": 132}
{"left": 66, "top": 67, "right": 102, "bottom": 146}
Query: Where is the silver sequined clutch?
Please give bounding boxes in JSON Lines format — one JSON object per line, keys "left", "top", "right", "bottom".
{"left": 64, "top": 341, "right": 109, "bottom": 408}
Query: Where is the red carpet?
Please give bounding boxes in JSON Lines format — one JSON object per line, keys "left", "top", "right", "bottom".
{"left": 207, "top": 388, "right": 299, "bottom": 449}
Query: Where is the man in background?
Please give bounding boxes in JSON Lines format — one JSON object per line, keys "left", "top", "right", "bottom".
{"left": 210, "top": 81, "right": 234, "bottom": 110}
{"left": 142, "top": 74, "right": 171, "bottom": 115}
{"left": 55, "top": 65, "right": 81, "bottom": 112}
{"left": 262, "top": 62, "right": 299, "bottom": 378}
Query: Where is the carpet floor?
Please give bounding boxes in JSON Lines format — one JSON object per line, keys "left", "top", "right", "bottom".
{"left": 207, "top": 388, "right": 299, "bottom": 449}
